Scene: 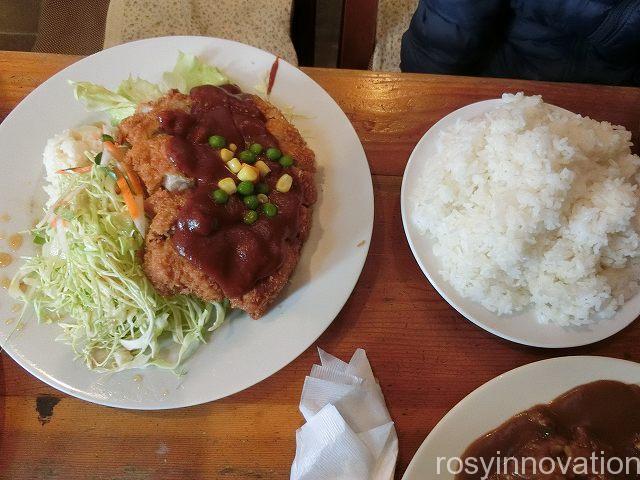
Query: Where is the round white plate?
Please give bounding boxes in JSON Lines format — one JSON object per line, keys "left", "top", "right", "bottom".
{"left": 0, "top": 36, "right": 373, "bottom": 409}
{"left": 401, "top": 99, "right": 640, "bottom": 348}
{"left": 402, "top": 355, "right": 640, "bottom": 479}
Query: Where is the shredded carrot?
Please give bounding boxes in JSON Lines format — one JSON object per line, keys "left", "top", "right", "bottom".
{"left": 48, "top": 217, "right": 69, "bottom": 229}
{"left": 104, "top": 141, "right": 125, "bottom": 162}
{"left": 52, "top": 187, "right": 79, "bottom": 211}
{"left": 112, "top": 165, "right": 137, "bottom": 197}
{"left": 120, "top": 163, "right": 144, "bottom": 195}
{"left": 111, "top": 165, "right": 125, "bottom": 181}
{"left": 104, "top": 141, "right": 143, "bottom": 195}
{"left": 56, "top": 165, "right": 92, "bottom": 174}
{"left": 117, "top": 177, "right": 140, "bottom": 218}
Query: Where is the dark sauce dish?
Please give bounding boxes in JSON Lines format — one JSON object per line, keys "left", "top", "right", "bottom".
{"left": 458, "top": 380, "right": 640, "bottom": 480}
{"left": 403, "top": 357, "right": 640, "bottom": 480}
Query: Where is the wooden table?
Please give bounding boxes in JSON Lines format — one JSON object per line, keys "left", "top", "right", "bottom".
{"left": 2, "top": 51, "right": 640, "bottom": 480}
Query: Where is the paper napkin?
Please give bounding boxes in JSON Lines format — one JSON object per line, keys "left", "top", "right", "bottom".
{"left": 290, "top": 348, "right": 398, "bottom": 479}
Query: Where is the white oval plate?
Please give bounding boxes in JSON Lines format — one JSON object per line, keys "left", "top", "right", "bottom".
{"left": 0, "top": 36, "right": 373, "bottom": 409}
{"left": 402, "top": 355, "right": 640, "bottom": 479}
{"left": 401, "top": 99, "right": 640, "bottom": 348}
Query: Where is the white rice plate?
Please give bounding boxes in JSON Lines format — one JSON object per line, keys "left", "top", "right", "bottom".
{"left": 411, "top": 93, "right": 640, "bottom": 326}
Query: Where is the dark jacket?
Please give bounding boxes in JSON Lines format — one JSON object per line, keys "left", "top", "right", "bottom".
{"left": 401, "top": 0, "right": 640, "bottom": 86}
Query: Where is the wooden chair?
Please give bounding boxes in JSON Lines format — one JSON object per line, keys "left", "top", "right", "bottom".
{"left": 30, "top": 0, "right": 377, "bottom": 69}
{"left": 33, "top": 0, "right": 318, "bottom": 66}
{"left": 33, "top": 0, "right": 110, "bottom": 55}
{"left": 292, "top": 0, "right": 380, "bottom": 69}
{"left": 338, "top": 0, "right": 379, "bottom": 69}
{"left": 291, "top": 0, "right": 318, "bottom": 66}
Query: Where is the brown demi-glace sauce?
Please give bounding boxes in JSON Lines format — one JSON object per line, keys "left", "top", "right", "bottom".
{"left": 157, "top": 85, "right": 304, "bottom": 297}
{"left": 457, "top": 380, "right": 640, "bottom": 479}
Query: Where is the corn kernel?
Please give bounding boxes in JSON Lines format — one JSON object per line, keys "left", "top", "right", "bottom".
{"left": 276, "top": 174, "right": 293, "bottom": 193}
{"left": 220, "top": 148, "right": 234, "bottom": 162}
{"left": 254, "top": 160, "right": 271, "bottom": 177}
{"left": 229, "top": 143, "right": 238, "bottom": 152}
{"left": 226, "top": 158, "right": 242, "bottom": 174}
{"left": 237, "top": 164, "right": 259, "bottom": 182}
{"left": 218, "top": 177, "right": 237, "bottom": 194}
{"left": 257, "top": 193, "right": 269, "bottom": 204}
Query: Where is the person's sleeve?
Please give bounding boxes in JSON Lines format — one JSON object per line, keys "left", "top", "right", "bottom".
{"left": 401, "top": 0, "right": 507, "bottom": 74}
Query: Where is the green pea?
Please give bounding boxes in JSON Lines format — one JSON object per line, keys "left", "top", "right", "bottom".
{"left": 266, "top": 147, "right": 282, "bottom": 160}
{"left": 262, "top": 203, "right": 278, "bottom": 217}
{"left": 237, "top": 181, "right": 254, "bottom": 196}
{"left": 243, "top": 195, "right": 259, "bottom": 210}
{"left": 211, "top": 189, "right": 229, "bottom": 204}
{"left": 208, "top": 135, "right": 226, "bottom": 148}
{"left": 239, "top": 150, "right": 256, "bottom": 164}
{"left": 256, "top": 182, "right": 270, "bottom": 195}
{"left": 249, "top": 143, "right": 263, "bottom": 155}
{"left": 101, "top": 134, "right": 114, "bottom": 143}
{"left": 243, "top": 210, "right": 258, "bottom": 225}
{"left": 279, "top": 155, "right": 294, "bottom": 168}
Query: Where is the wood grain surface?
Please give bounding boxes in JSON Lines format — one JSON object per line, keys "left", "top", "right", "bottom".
{"left": 1, "top": 51, "right": 640, "bottom": 480}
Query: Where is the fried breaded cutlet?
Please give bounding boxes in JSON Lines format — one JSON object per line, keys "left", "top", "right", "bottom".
{"left": 118, "top": 88, "right": 316, "bottom": 318}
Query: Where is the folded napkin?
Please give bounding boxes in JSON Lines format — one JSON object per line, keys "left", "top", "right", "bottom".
{"left": 290, "top": 348, "right": 398, "bottom": 480}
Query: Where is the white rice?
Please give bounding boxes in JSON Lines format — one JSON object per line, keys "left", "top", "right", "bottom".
{"left": 411, "top": 93, "right": 640, "bottom": 326}
{"left": 42, "top": 125, "right": 104, "bottom": 207}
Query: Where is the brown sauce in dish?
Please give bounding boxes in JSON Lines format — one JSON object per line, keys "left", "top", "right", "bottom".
{"left": 457, "top": 380, "right": 640, "bottom": 479}
{"left": 158, "top": 85, "right": 303, "bottom": 297}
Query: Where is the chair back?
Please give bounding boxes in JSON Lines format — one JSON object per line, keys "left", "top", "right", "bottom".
{"left": 338, "top": 0, "right": 379, "bottom": 69}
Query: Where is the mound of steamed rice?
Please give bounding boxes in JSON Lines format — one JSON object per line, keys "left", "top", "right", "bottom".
{"left": 42, "top": 125, "right": 104, "bottom": 207}
{"left": 412, "top": 93, "right": 640, "bottom": 326}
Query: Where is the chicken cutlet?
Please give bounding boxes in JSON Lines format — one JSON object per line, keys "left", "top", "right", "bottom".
{"left": 118, "top": 84, "right": 316, "bottom": 318}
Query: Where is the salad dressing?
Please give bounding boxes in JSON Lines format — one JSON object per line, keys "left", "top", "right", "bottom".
{"left": 158, "top": 85, "right": 304, "bottom": 297}
{"left": 8, "top": 233, "right": 23, "bottom": 251}
{"left": 0, "top": 252, "right": 13, "bottom": 267}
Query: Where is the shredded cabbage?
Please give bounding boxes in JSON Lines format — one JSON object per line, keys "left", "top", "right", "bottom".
{"left": 71, "top": 52, "right": 228, "bottom": 124}
{"left": 10, "top": 166, "right": 227, "bottom": 372}
{"left": 70, "top": 81, "right": 143, "bottom": 125}
{"left": 163, "top": 51, "right": 228, "bottom": 94}
{"left": 117, "top": 76, "right": 163, "bottom": 103}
